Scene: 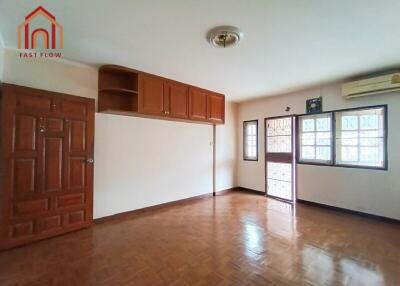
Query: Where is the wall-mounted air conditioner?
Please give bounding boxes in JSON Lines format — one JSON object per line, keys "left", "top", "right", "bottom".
{"left": 342, "top": 72, "right": 400, "bottom": 99}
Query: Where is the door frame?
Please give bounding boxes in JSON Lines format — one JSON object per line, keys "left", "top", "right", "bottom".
{"left": 264, "top": 115, "right": 297, "bottom": 202}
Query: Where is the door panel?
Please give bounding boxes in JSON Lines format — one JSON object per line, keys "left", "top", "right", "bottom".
{"left": 265, "top": 116, "right": 296, "bottom": 202}
{"left": 44, "top": 137, "right": 63, "bottom": 192}
{"left": 61, "top": 100, "right": 87, "bottom": 117}
{"left": 189, "top": 87, "right": 207, "bottom": 121}
{"left": 69, "top": 120, "right": 86, "bottom": 152}
{"left": 45, "top": 118, "right": 64, "bottom": 132}
{"left": 56, "top": 193, "right": 85, "bottom": 208}
{"left": 16, "top": 94, "right": 52, "bottom": 111}
{"left": 207, "top": 93, "right": 225, "bottom": 123}
{"left": 139, "top": 74, "right": 165, "bottom": 116}
{"left": 13, "top": 199, "right": 49, "bottom": 216}
{"left": 68, "top": 157, "right": 86, "bottom": 189}
{"left": 14, "top": 114, "right": 37, "bottom": 151}
{"left": 167, "top": 82, "right": 189, "bottom": 119}
{"left": 11, "top": 221, "right": 34, "bottom": 238}
{"left": 13, "top": 159, "right": 36, "bottom": 195}
{"left": 0, "top": 84, "right": 95, "bottom": 250}
{"left": 66, "top": 210, "right": 85, "bottom": 225}
{"left": 41, "top": 215, "right": 61, "bottom": 232}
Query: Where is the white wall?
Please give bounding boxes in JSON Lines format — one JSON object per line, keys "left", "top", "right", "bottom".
{"left": 94, "top": 114, "right": 212, "bottom": 218}
{"left": 216, "top": 102, "right": 238, "bottom": 191}
{"left": 3, "top": 49, "right": 98, "bottom": 103}
{"left": 237, "top": 83, "right": 400, "bottom": 220}
{"left": 2, "top": 48, "right": 236, "bottom": 219}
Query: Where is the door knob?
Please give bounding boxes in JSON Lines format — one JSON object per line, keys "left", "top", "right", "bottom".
{"left": 86, "top": 158, "right": 94, "bottom": 164}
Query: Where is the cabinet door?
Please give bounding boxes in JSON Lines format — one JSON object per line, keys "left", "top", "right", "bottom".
{"left": 166, "top": 82, "right": 189, "bottom": 119}
{"left": 189, "top": 87, "right": 207, "bottom": 121}
{"left": 207, "top": 93, "right": 225, "bottom": 123}
{"left": 0, "top": 84, "right": 94, "bottom": 250}
{"left": 139, "top": 74, "right": 165, "bottom": 116}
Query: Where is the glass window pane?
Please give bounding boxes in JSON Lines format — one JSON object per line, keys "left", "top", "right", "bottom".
{"left": 341, "top": 146, "right": 358, "bottom": 162}
{"left": 302, "top": 133, "right": 315, "bottom": 145}
{"left": 302, "top": 119, "right": 315, "bottom": 132}
{"left": 360, "top": 147, "right": 379, "bottom": 163}
{"left": 360, "top": 114, "right": 378, "bottom": 130}
{"left": 267, "top": 162, "right": 292, "bottom": 201}
{"left": 316, "top": 132, "right": 331, "bottom": 146}
{"left": 267, "top": 136, "right": 292, "bottom": 153}
{"left": 316, "top": 146, "right": 331, "bottom": 161}
{"left": 341, "top": 131, "right": 358, "bottom": 145}
{"left": 267, "top": 118, "right": 292, "bottom": 136}
{"left": 342, "top": 116, "right": 358, "bottom": 130}
{"left": 266, "top": 117, "right": 292, "bottom": 153}
{"left": 360, "top": 130, "right": 379, "bottom": 138}
{"left": 302, "top": 146, "right": 315, "bottom": 160}
{"left": 360, "top": 138, "right": 379, "bottom": 146}
{"left": 316, "top": 117, "right": 330, "bottom": 131}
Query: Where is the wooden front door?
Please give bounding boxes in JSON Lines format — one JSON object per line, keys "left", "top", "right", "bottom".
{"left": 0, "top": 84, "right": 95, "bottom": 250}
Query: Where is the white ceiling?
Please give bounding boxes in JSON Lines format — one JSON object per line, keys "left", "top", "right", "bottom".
{"left": 1, "top": 0, "right": 400, "bottom": 101}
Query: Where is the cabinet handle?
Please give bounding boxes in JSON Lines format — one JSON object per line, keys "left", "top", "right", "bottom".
{"left": 39, "top": 127, "right": 46, "bottom": 133}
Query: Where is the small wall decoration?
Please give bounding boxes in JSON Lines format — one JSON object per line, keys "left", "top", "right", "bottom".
{"left": 306, "top": 97, "right": 322, "bottom": 114}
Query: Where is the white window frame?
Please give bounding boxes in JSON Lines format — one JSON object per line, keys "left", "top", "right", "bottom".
{"left": 243, "top": 120, "right": 258, "bottom": 161}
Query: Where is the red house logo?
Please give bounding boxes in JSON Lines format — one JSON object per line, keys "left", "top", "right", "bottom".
{"left": 17, "top": 6, "right": 63, "bottom": 49}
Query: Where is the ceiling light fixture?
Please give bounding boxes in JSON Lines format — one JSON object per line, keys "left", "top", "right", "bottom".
{"left": 207, "top": 26, "right": 243, "bottom": 48}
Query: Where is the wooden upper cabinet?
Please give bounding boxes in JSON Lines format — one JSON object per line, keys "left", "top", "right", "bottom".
{"left": 165, "top": 81, "right": 189, "bottom": 119}
{"left": 207, "top": 93, "right": 225, "bottom": 123}
{"left": 139, "top": 74, "right": 165, "bottom": 116}
{"left": 189, "top": 87, "right": 208, "bottom": 121}
{"left": 98, "top": 65, "right": 225, "bottom": 124}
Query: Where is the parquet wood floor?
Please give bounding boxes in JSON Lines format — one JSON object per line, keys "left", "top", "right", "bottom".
{"left": 0, "top": 191, "right": 399, "bottom": 285}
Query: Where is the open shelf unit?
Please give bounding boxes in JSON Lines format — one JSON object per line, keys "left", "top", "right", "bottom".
{"left": 98, "top": 65, "right": 139, "bottom": 112}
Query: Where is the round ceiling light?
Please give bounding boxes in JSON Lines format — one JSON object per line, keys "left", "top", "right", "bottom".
{"left": 207, "top": 26, "right": 243, "bottom": 48}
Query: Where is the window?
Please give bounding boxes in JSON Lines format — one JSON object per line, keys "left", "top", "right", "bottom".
{"left": 335, "top": 106, "right": 386, "bottom": 168}
{"left": 297, "top": 105, "right": 387, "bottom": 170}
{"left": 266, "top": 117, "right": 293, "bottom": 153}
{"left": 299, "top": 113, "right": 333, "bottom": 164}
{"left": 243, "top": 120, "right": 258, "bottom": 161}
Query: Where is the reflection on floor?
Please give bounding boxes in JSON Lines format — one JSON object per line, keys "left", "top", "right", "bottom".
{"left": 0, "top": 191, "right": 399, "bottom": 285}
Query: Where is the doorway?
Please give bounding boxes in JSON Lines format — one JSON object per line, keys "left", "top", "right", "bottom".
{"left": 265, "top": 115, "right": 296, "bottom": 202}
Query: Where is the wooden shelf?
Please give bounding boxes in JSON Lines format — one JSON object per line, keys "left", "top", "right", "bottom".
{"left": 99, "top": 88, "right": 138, "bottom": 96}
{"left": 98, "top": 65, "right": 139, "bottom": 113}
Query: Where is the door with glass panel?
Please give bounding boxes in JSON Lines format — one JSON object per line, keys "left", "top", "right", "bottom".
{"left": 265, "top": 116, "right": 296, "bottom": 202}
